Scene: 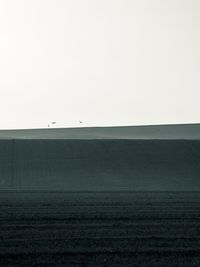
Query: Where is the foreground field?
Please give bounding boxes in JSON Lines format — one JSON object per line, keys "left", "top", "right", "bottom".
{"left": 0, "top": 191, "right": 199, "bottom": 266}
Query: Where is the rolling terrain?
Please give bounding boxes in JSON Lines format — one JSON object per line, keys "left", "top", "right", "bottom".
{"left": 0, "top": 139, "right": 200, "bottom": 191}
{"left": 0, "top": 125, "right": 200, "bottom": 266}
{"left": 0, "top": 123, "right": 200, "bottom": 139}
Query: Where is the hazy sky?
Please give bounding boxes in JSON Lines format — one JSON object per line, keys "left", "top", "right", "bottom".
{"left": 0, "top": 0, "right": 200, "bottom": 129}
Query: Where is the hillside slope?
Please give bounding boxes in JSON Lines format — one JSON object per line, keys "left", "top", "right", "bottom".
{"left": 0, "top": 139, "right": 199, "bottom": 191}
{"left": 0, "top": 124, "right": 200, "bottom": 139}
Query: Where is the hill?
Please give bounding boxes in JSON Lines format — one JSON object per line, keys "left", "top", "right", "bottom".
{"left": 0, "top": 123, "right": 200, "bottom": 139}
{"left": 0, "top": 139, "right": 199, "bottom": 191}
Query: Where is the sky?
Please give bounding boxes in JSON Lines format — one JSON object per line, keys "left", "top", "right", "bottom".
{"left": 0, "top": 0, "right": 200, "bottom": 129}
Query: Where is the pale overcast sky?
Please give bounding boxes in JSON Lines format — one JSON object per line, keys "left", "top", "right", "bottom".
{"left": 0, "top": 0, "right": 200, "bottom": 129}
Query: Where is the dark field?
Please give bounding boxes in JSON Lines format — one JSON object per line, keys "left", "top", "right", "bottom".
{"left": 0, "top": 191, "right": 200, "bottom": 266}
{"left": 0, "top": 136, "right": 200, "bottom": 266}
{"left": 0, "top": 139, "right": 200, "bottom": 191}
